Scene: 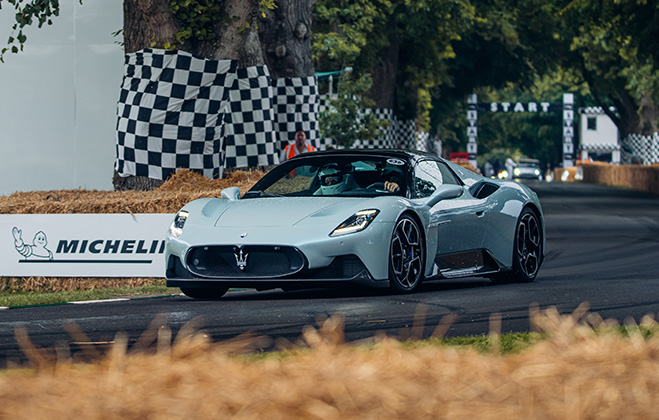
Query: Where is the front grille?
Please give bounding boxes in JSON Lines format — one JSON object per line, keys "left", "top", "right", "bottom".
{"left": 186, "top": 245, "right": 305, "bottom": 278}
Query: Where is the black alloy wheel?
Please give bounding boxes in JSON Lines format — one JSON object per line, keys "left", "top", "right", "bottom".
{"left": 389, "top": 215, "right": 425, "bottom": 293}
{"left": 180, "top": 286, "right": 229, "bottom": 300}
{"left": 492, "top": 208, "right": 542, "bottom": 284}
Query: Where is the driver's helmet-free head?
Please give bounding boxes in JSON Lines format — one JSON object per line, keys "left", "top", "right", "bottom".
{"left": 318, "top": 165, "right": 351, "bottom": 195}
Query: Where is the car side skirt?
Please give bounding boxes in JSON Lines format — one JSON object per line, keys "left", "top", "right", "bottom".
{"left": 428, "top": 249, "right": 506, "bottom": 279}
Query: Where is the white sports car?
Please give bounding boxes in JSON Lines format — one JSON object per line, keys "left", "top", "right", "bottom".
{"left": 166, "top": 149, "right": 544, "bottom": 299}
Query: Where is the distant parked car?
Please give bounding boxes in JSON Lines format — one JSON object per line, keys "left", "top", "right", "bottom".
{"left": 514, "top": 158, "right": 543, "bottom": 181}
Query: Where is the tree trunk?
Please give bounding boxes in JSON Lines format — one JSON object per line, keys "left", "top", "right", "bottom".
{"left": 114, "top": 0, "right": 264, "bottom": 191}
{"left": 638, "top": 94, "right": 659, "bottom": 135}
{"left": 214, "top": 0, "right": 264, "bottom": 66}
{"left": 259, "top": 0, "right": 314, "bottom": 78}
{"left": 123, "top": 0, "right": 177, "bottom": 54}
{"left": 366, "top": 42, "right": 399, "bottom": 110}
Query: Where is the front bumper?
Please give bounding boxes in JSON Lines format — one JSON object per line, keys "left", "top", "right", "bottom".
{"left": 165, "top": 252, "right": 387, "bottom": 289}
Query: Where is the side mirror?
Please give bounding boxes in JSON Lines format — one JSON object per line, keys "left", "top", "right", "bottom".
{"left": 425, "top": 185, "right": 463, "bottom": 207}
{"left": 221, "top": 186, "right": 241, "bottom": 201}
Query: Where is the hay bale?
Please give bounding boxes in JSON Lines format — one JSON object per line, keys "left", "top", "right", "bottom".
{"left": 580, "top": 163, "right": 659, "bottom": 194}
{"left": 0, "top": 170, "right": 264, "bottom": 215}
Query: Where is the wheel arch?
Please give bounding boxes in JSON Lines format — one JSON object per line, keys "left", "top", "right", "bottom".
{"left": 397, "top": 209, "right": 429, "bottom": 279}
{"left": 520, "top": 202, "right": 545, "bottom": 261}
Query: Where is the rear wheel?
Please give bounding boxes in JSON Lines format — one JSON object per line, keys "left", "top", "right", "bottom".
{"left": 180, "top": 287, "right": 229, "bottom": 300}
{"left": 491, "top": 208, "right": 542, "bottom": 284}
{"left": 389, "top": 215, "right": 425, "bottom": 293}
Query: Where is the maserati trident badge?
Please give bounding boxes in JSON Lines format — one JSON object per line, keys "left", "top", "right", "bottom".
{"left": 234, "top": 249, "right": 249, "bottom": 271}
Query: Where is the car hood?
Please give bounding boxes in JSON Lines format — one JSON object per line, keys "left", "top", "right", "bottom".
{"left": 214, "top": 197, "right": 374, "bottom": 227}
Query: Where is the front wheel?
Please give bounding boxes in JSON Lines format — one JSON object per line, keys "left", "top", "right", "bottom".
{"left": 389, "top": 215, "right": 425, "bottom": 293}
{"left": 180, "top": 286, "right": 229, "bottom": 300}
{"left": 492, "top": 208, "right": 542, "bottom": 284}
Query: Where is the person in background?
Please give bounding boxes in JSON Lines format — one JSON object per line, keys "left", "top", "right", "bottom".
{"left": 505, "top": 157, "right": 516, "bottom": 179}
{"left": 280, "top": 130, "right": 316, "bottom": 162}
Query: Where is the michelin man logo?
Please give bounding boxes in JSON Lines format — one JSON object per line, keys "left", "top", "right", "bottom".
{"left": 12, "top": 227, "right": 53, "bottom": 260}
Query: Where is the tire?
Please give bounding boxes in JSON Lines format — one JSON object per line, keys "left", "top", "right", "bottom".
{"left": 491, "top": 208, "right": 542, "bottom": 284}
{"left": 388, "top": 215, "right": 425, "bottom": 293}
{"left": 180, "top": 286, "right": 229, "bottom": 300}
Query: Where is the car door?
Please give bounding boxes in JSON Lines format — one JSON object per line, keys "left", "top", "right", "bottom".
{"left": 413, "top": 159, "right": 490, "bottom": 273}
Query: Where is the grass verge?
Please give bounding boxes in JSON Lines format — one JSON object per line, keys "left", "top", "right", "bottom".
{"left": 0, "top": 285, "right": 179, "bottom": 308}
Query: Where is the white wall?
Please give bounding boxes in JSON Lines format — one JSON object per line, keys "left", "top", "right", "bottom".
{"left": 579, "top": 113, "right": 619, "bottom": 146}
{"left": 0, "top": 1, "right": 124, "bottom": 196}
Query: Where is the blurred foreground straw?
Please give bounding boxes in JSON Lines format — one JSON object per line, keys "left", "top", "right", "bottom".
{"left": 1, "top": 304, "right": 658, "bottom": 419}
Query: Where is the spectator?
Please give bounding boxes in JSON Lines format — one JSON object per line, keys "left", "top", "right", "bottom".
{"left": 505, "top": 157, "right": 516, "bottom": 179}
{"left": 483, "top": 161, "right": 494, "bottom": 178}
{"left": 280, "top": 130, "right": 316, "bottom": 162}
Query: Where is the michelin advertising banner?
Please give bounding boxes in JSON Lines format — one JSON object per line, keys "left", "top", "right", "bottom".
{"left": 0, "top": 214, "right": 174, "bottom": 277}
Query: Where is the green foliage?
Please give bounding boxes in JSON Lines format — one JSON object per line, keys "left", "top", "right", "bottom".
{"left": 0, "top": 285, "right": 178, "bottom": 308}
{"left": 167, "top": 0, "right": 224, "bottom": 48}
{"left": 0, "top": 0, "right": 76, "bottom": 63}
{"left": 312, "top": 0, "right": 390, "bottom": 66}
{"left": 318, "top": 72, "right": 389, "bottom": 148}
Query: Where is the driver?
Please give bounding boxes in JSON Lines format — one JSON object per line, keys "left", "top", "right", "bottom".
{"left": 314, "top": 165, "right": 356, "bottom": 195}
{"left": 382, "top": 167, "right": 404, "bottom": 193}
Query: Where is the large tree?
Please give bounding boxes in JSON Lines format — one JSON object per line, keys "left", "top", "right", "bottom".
{"left": 116, "top": 0, "right": 268, "bottom": 190}
{"left": 312, "top": 0, "right": 476, "bottom": 129}
{"left": 561, "top": 0, "right": 659, "bottom": 137}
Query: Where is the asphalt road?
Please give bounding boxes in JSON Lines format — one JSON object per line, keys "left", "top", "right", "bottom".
{"left": 1, "top": 180, "right": 658, "bottom": 364}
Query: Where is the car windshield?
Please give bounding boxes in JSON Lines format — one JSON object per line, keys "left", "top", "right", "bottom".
{"left": 518, "top": 159, "right": 540, "bottom": 168}
{"left": 245, "top": 155, "right": 409, "bottom": 198}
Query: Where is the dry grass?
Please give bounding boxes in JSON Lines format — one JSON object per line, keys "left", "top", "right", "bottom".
{"left": 0, "top": 276, "right": 164, "bottom": 293}
{"left": 0, "top": 305, "right": 658, "bottom": 419}
{"left": 0, "top": 169, "right": 264, "bottom": 214}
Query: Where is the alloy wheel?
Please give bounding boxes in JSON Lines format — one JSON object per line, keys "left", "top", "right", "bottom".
{"left": 516, "top": 211, "right": 541, "bottom": 278}
{"left": 390, "top": 217, "right": 424, "bottom": 291}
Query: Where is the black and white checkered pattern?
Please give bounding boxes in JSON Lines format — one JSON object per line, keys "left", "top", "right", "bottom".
{"left": 580, "top": 143, "right": 620, "bottom": 151}
{"left": 116, "top": 54, "right": 444, "bottom": 181}
{"left": 272, "top": 77, "right": 321, "bottom": 152}
{"left": 115, "top": 49, "right": 237, "bottom": 180}
{"left": 393, "top": 119, "right": 417, "bottom": 150}
{"left": 351, "top": 108, "right": 398, "bottom": 149}
{"left": 318, "top": 101, "right": 426, "bottom": 151}
{"left": 223, "top": 66, "right": 279, "bottom": 168}
{"left": 415, "top": 131, "right": 442, "bottom": 154}
{"left": 622, "top": 133, "right": 659, "bottom": 164}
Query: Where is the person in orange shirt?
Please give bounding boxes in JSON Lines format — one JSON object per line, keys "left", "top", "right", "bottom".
{"left": 280, "top": 130, "right": 316, "bottom": 162}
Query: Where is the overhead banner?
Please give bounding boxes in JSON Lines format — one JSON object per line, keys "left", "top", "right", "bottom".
{"left": 0, "top": 214, "right": 174, "bottom": 277}
{"left": 475, "top": 102, "right": 563, "bottom": 113}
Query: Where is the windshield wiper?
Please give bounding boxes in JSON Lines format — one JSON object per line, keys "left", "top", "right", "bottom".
{"left": 243, "top": 190, "right": 283, "bottom": 198}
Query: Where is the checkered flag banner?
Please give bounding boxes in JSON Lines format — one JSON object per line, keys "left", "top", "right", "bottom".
{"left": 223, "top": 66, "right": 279, "bottom": 168}
{"left": 317, "top": 96, "right": 430, "bottom": 152}
{"left": 115, "top": 49, "right": 238, "bottom": 180}
{"left": 622, "top": 133, "right": 659, "bottom": 164}
{"left": 273, "top": 77, "right": 321, "bottom": 152}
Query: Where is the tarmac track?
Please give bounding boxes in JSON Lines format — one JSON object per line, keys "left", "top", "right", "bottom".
{"left": 1, "top": 180, "right": 658, "bottom": 365}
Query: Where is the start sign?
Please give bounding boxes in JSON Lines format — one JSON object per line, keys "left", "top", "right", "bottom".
{"left": 488, "top": 102, "right": 552, "bottom": 112}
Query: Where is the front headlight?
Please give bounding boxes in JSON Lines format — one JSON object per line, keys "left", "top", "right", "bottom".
{"left": 169, "top": 210, "right": 189, "bottom": 238}
{"left": 534, "top": 169, "right": 541, "bottom": 176}
{"left": 330, "top": 209, "right": 380, "bottom": 237}
{"left": 514, "top": 168, "right": 521, "bottom": 176}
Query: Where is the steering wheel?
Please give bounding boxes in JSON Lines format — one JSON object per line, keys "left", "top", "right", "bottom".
{"left": 367, "top": 182, "right": 386, "bottom": 190}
